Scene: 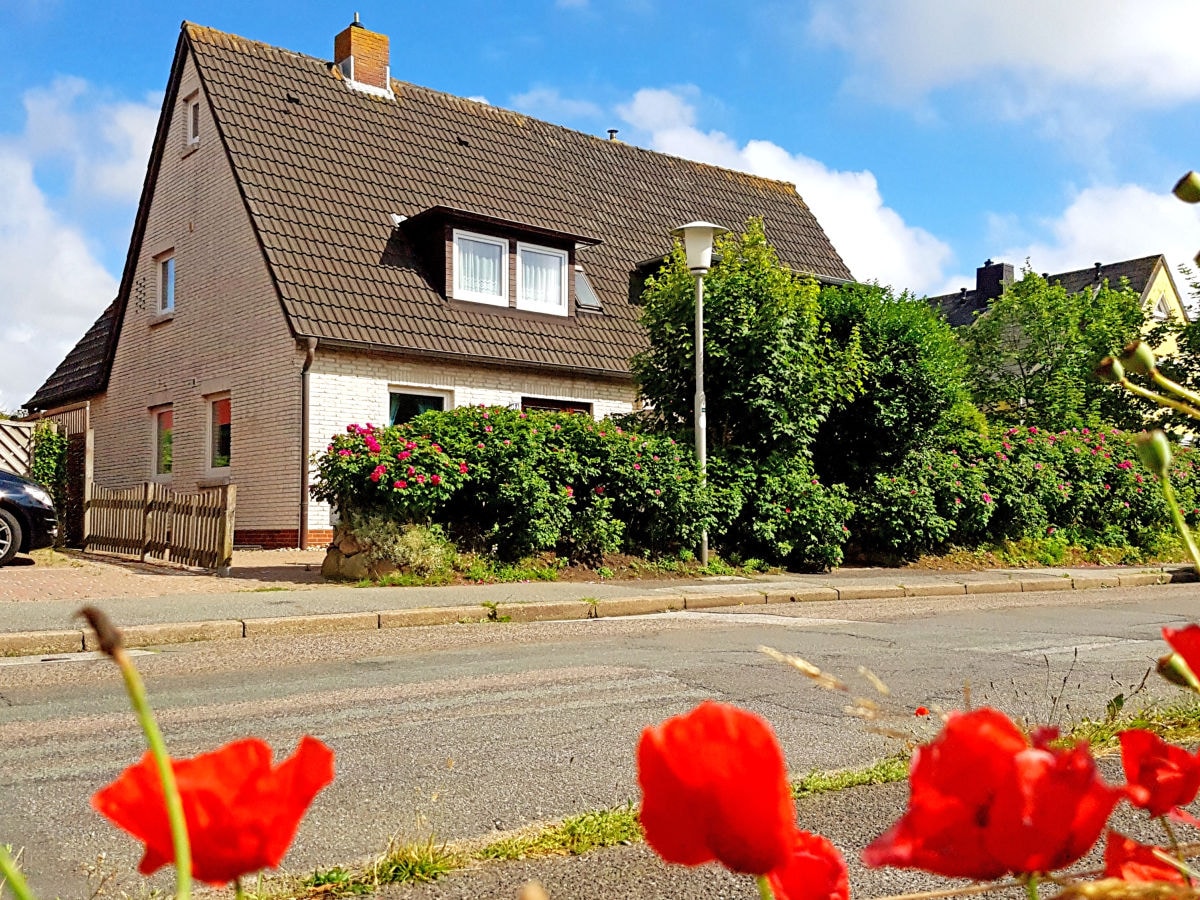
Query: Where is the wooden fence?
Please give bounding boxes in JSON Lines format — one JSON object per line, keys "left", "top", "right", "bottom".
{"left": 85, "top": 482, "right": 236, "bottom": 573}
{"left": 0, "top": 420, "right": 35, "bottom": 476}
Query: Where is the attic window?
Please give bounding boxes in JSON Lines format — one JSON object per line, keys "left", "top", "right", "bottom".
{"left": 184, "top": 92, "right": 200, "bottom": 147}
{"left": 516, "top": 243, "right": 568, "bottom": 317}
{"left": 1154, "top": 294, "right": 1171, "bottom": 322}
{"left": 575, "top": 266, "right": 602, "bottom": 311}
{"left": 453, "top": 230, "right": 508, "bottom": 306}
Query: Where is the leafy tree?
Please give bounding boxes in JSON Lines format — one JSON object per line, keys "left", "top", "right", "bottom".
{"left": 632, "top": 219, "right": 861, "bottom": 568}
{"left": 814, "top": 281, "right": 981, "bottom": 487}
{"left": 632, "top": 218, "right": 860, "bottom": 458}
{"left": 959, "top": 269, "right": 1144, "bottom": 430}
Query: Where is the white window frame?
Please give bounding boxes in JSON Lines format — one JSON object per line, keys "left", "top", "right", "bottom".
{"left": 388, "top": 386, "right": 453, "bottom": 425}
{"left": 151, "top": 405, "right": 174, "bottom": 480}
{"left": 206, "top": 393, "right": 232, "bottom": 473}
{"left": 452, "top": 229, "right": 509, "bottom": 307}
{"left": 516, "top": 242, "right": 570, "bottom": 316}
{"left": 187, "top": 96, "right": 201, "bottom": 146}
{"left": 157, "top": 251, "right": 175, "bottom": 314}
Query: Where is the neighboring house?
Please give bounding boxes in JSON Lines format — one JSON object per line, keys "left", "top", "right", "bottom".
{"left": 26, "top": 19, "right": 851, "bottom": 549}
{"left": 931, "top": 257, "right": 1190, "bottom": 340}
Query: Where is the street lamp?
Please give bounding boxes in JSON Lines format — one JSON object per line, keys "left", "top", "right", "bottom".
{"left": 671, "top": 220, "right": 727, "bottom": 566}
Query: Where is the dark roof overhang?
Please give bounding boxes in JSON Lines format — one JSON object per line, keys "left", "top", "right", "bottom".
{"left": 398, "top": 205, "right": 603, "bottom": 249}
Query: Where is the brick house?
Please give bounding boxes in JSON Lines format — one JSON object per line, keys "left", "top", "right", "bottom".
{"left": 27, "top": 19, "right": 851, "bottom": 549}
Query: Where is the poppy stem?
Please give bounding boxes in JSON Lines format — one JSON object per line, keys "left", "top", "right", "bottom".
{"left": 1160, "top": 474, "right": 1200, "bottom": 575}
{"left": 0, "top": 845, "right": 37, "bottom": 900}
{"left": 234, "top": 877, "right": 244, "bottom": 899}
{"left": 1160, "top": 816, "right": 1193, "bottom": 886}
{"left": 1023, "top": 874, "right": 1039, "bottom": 900}
{"left": 114, "top": 649, "right": 193, "bottom": 900}
{"left": 756, "top": 875, "right": 774, "bottom": 900}
{"left": 79, "top": 606, "right": 193, "bottom": 900}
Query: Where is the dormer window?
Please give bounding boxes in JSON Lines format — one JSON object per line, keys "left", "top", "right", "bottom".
{"left": 516, "top": 243, "right": 568, "bottom": 316}
{"left": 452, "top": 230, "right": 508, "bottom": 306}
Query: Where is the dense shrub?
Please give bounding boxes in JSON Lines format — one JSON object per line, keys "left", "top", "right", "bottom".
{"left": 312, "top": 408, "right": 711, "bottom": 562}
{"left": 815, "top": 282, "right": 980, "bottom": 486}
{"left": 31, "top": 422, "right": 68, "bottom": 513}
{"left": 852, "top": 425, "right": 1199, "bottom": 559}
{"left": 708, "top": 453, "right": 853, "bottom": 571}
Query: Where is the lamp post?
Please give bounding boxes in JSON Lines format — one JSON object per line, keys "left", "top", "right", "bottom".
{"left": 671, "top": 221, "right": 727, "bottom": 566}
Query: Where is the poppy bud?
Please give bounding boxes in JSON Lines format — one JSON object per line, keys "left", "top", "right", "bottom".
{"left": 1095, "top": 356, "right": 1124, "bottom": 384}
{"left": 78, "top": 605, "right": 123, "bottom": 656}
{"left": 1174, "top": 171, "right": 1200, "bottom": 204}
{"left": 1157, "top": 652, "right": 1200, "bottom": 692}
{"left": 1135, "top": 430, "right": 1172, "bottom": 479}
{"left": 1119, "top": 341, "right": 1157, "bottom": 376}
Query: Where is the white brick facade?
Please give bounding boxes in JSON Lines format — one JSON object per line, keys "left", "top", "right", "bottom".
{"left": 306, "top": 351, "right": 635, "bottom": 528}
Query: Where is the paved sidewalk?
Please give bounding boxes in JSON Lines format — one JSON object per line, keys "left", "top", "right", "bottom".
{"left": 1, "top": 555, "right": 1192, "bottom": 657}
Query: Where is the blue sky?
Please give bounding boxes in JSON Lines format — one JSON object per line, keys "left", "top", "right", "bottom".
{"left": 2, "top": 0, "right": 1200, "bottom": 409}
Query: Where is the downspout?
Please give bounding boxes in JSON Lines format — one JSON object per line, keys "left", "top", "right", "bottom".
{"left": 299, "top": 337, "right": 319, "bottom": 549}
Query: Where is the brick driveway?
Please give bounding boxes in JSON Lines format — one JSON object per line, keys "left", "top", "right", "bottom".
{"left": 0, "top": 549, "right": 328, "bottom": 603}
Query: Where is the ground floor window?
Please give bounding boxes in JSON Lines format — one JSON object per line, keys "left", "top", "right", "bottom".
{"left": 154, "top": 407, "right": 173, "bottom": 475}
{"left": 389, "top": 390, "right": 447, "bottom": 425}
{"left": 520, "top": 397, "right": 592, "bottom": 415}
{"left": 209, "top": 396, "right": 231, "bottom": 468}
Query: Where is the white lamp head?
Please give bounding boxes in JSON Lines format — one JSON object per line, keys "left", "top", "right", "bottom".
{"left": 671, "top": 221, "right": 728, "bottom": 274}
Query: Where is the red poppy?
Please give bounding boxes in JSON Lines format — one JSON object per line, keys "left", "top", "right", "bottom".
{"left": 1120, "top": 729, "right": 1200, "bottom": 817}
{"left": 93, "top": 736, "right": 334, "bottom": 885}
{"left": 637, "top": 701, "right": 795, "bottom": 875}
{"left": 1103, "top": 831, "right": 1185, "bottom": 884}
{"left": 864, "top": 707, "right": 1124, "bottom": 879}
{"left": 767, "top": 829, "right": 850, "bottom": 900}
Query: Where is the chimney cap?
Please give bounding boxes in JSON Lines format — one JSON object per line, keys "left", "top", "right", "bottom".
{"left": 607, "top": 129, "right": 618, "bottom": 141}
{"left": 351, "top": 11, "right": 363, "bottom": 27}
{"left": 985, "top": 258, "right": 993, "bottom": 266}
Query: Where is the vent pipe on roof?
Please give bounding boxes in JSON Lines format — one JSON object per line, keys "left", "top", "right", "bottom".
{"left": 1094, "top": 261, "right": 1102, "bottom": 281}
{"left": 607, "top": 129, "right": 618, "bottom": 141}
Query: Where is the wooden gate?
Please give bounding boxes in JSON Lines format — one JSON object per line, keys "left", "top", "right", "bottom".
{"left": 85, "top": 482, "right": 236, "bottom": 573}
{"left": 0, "top": 421, "right": 35, "bottom": 476}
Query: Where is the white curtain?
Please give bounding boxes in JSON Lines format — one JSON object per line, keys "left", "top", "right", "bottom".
{"left": 460, "top": 237, "right": 503, "bottom": 296}
{"left": 521, "top": 248, "right": 561, "bottom": 307}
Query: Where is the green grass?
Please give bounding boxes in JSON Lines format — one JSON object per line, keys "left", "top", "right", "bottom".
{"left": 1069, "top": 697, "right": 1200, "bottom": 753}
{"left": 476, "top": 807, "right": 642, "bottom": 861}
{"left": 792, "top": 755, "right": 910, "bottom": 799}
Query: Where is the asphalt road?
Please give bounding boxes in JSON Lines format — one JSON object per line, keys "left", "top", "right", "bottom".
{"left": 2, "top": 583, "right": 1198, "bottom": 898}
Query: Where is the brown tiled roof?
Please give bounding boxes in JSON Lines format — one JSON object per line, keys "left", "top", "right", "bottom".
{"left": 26, "top": 299, "right": 118, "bottom": 411}
{"left": 930, "top": 256, "right": 1164, "bottom": 327}
{"left": 182, "top": 24, "right": 851, "bottom": 376}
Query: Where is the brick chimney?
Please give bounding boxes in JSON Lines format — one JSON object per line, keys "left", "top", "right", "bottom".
{"left": 334, "top": 14, "right": 390, "bottom": 92}
{"left": 975, "top": 258, "right": 1014, "bottom": 302}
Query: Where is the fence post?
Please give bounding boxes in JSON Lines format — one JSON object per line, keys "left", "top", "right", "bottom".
{"left": 216, "top": 484, "right": 236, "bottom": 576}
{"left": 139, "top": 482, "right": 153, "bottom": 562}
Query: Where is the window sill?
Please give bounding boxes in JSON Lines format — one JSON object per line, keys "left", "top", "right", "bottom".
{"left": 150, "top": 311, "right": 175, "bottom": 327}
{"left": 198, "top": 471, "right": 232, "bottom": 487}
{"left": 181, "top": 143, "right": 200, "bottom": 159}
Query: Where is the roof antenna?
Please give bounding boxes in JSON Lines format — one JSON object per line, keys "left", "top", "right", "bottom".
{"left": 352, "top": 11, "right": 362, "bottom": 26}
{"left": 607, "top": 129, "right": 618, "bottom": 141}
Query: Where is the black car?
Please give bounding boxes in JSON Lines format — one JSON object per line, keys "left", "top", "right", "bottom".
{"left": 0, "top": 469, "right": 58, "bottom": 565}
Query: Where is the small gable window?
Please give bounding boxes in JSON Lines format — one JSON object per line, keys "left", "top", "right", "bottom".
{"left": 1153, "top": 293, "right": 1171, "bottom": 322}
{"left": 517, "top": 243, "right": 569, "bottom": 316}
{"left": 158, "top": 252, "right": 175, "bottom": 314}
{"left": 188, "top": 99, "right": 200, "bottom": 146}
{"left": 453, "top": 230, "right": 508, "bottom": 307}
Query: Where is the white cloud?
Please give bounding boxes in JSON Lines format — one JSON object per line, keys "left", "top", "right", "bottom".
{"left": 936, "top": 184, "right": 1200, "bottom": 298}
{"left": 616, "top": 87, "right": 952, "bottom": 293}
{"left": 20, "top": 76, "right": 159, "bottom": 202}
{"left": 0, "top": 149, "right": 117, "bottom": 411}
{"left": 511, "top": 87, "right": 603, "bottom": 122}
{"left": 809, "top": 0, "right": 1200, "bottom": 107}
{"left": 0, "top": 77, "right": 157, "bottom": 411}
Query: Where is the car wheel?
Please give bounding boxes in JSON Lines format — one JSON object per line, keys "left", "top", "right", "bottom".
{"left": 0, "top": 508, "right": 22, "bottom": 566}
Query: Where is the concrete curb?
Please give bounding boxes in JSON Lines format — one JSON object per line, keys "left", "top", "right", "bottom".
{"left": 1, "top": 567, "right": 1191, "bottom": 658}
